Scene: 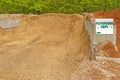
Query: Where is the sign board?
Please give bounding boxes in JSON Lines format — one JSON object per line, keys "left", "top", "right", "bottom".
{"left": 95, "top": 18, "right": 114, "bottom": 34}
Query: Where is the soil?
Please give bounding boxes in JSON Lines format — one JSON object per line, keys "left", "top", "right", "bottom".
{"left": 0, "top": 12, "right": 120, "bottom": 80}
{"left": 0, "top": 13, "right": 90, "bottom": 80}
{"left": 71, "top": 58, "right": 120, "bottom": 80}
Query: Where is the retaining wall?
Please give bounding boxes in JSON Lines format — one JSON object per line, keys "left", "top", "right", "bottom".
{"left": 85, "top": 19, "right": 116, "bottom": 54}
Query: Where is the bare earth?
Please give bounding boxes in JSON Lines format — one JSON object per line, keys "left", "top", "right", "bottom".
{"left": 0, "top": 14, "right": 89, "bottom": 80}
{"left": 0, "top": 13, "right": 120, "bottom": 80}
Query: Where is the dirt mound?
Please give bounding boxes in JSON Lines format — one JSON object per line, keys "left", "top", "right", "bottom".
{"left": 0, "top": 14, "right": 90, "bottom": 80}
{"left": 95, "top": 41, "right": 119, "bottom": 57}
{"left": 101, "top": 41, "right": 119, "bottom": 57}
{"left": 94, "top": 9, "right": 120, "bottom": 57}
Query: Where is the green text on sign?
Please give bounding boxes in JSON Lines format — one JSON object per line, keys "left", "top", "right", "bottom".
{"left": 96, "top": 22, "right": 113, "bottom": 25}
{"left": 100, "top": 25, "right": 108, "bottom": 29}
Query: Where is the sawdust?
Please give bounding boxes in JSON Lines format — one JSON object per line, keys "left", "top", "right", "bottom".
{"left": 0, "top": 13, "right": 90, "bottom": 80}
{"left": 94, "top": 9, "right": 120, "bottom": 57}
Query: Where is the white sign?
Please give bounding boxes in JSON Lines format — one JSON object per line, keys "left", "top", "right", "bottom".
{"left": 95, "top": 19, "right": 114, "bottom": 34}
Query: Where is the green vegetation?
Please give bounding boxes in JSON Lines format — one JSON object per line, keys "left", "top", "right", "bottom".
{"left": 0, "top": 0, "right": 120, "bottom": 14}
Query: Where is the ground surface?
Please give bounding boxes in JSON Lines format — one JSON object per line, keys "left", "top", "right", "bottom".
{"left": 0, "top": 14, "right": 89, "bottom": 80}
{"left": 0, "top": 12, "right": 120, "bottom": 80}
{"left": 71, "top": 58, "right": 120, "bottom": 80}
